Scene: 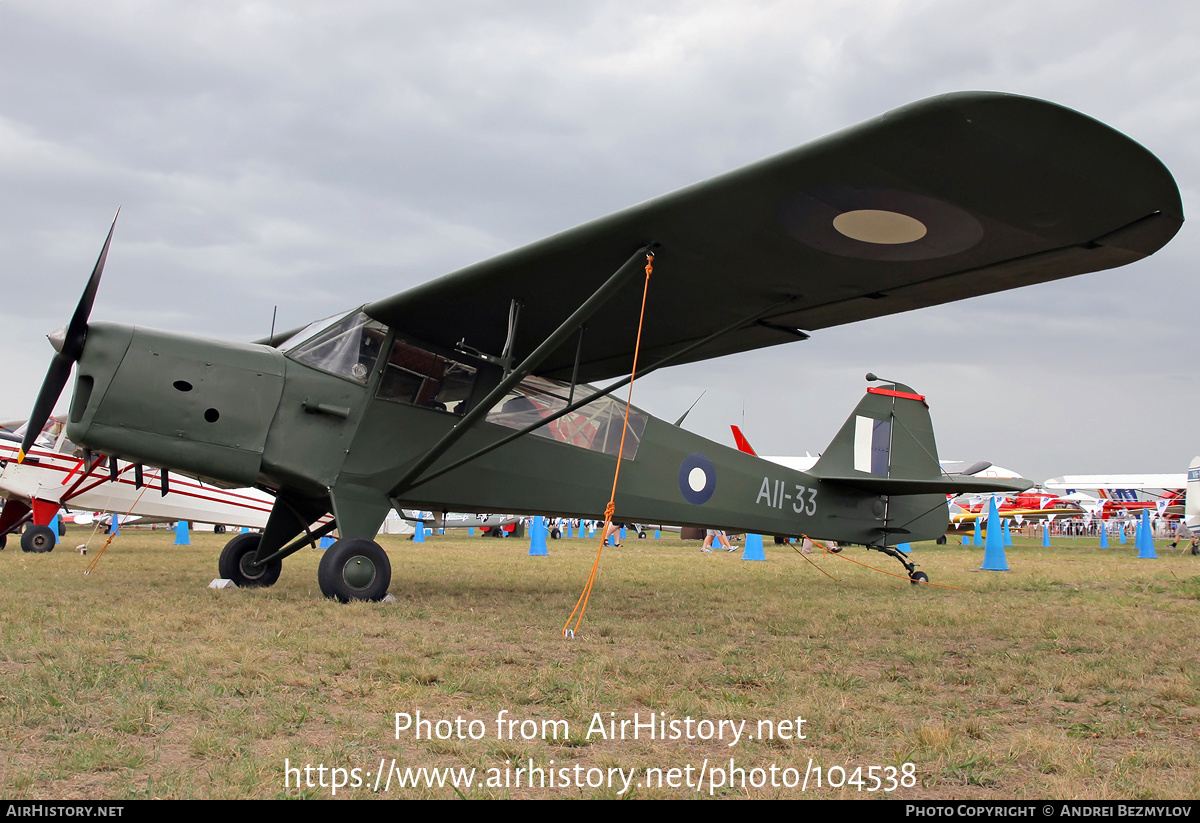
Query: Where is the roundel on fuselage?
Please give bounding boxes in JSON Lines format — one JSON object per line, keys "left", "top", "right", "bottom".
{"left": 678, "top": 453, "right": 716, "bottom": 505}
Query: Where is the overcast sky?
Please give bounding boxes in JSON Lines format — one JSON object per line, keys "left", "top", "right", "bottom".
{"left": 1, "top": 1, "right": 1196, "bottom": 484}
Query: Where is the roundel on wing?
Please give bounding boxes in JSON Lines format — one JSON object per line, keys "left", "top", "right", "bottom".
{"left": 778, "top": 186, "right": 983, "bottom": 261}
{"left": 678, "top": 453, "right": 716, "bottom": 505}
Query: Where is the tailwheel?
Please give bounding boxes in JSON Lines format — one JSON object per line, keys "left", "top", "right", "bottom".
{"left": 318, "top": 537, "right": 391, "bottom": 603}
{"left": 21, "top": 524, "right": 56, "bottom": 553}
{"left": 909, "top": 571, "right": 929, "bottom": 585}
{"left": 218, "top": 532, "right": 281, "bottom": 588}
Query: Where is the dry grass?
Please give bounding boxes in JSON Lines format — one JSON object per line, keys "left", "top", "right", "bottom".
{"left": 0, "top": 527, "right": 1197, "bottom": 799}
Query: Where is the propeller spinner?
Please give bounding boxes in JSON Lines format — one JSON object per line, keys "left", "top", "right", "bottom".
{"left": 19, "top": 210, "right": 119, "bottom": 462}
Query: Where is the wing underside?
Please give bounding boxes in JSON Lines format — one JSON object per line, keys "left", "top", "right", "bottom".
{"left": 366, "top": 92, "right": 1182, "bottom": 383}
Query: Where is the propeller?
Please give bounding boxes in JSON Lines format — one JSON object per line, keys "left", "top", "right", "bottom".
{"left": 19, "top": 210, "right": 119, "bottom": 462}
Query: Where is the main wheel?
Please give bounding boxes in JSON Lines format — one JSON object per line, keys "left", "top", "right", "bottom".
{"left": 21, "top": 524, "right": 56, "bottom": 553}
{"left": 550, "top": 528, "right": 561, "bottom": 539}
{"left": 638, "top": 530, "right": 647, "bottom": 539}
{"left": 935, "top": 535, "right": 947, "bottom": 545}
{"left": 910, "top": 571, "right": 929, "bottom": 585}
{"left": 217, "top": 532, "right": 281, "bottom": 588}
{"left": 214, "top": 524, "right": 226, "bottom": 534}
{"left": 318, "top": 538, "right": 391, "bottom": 603}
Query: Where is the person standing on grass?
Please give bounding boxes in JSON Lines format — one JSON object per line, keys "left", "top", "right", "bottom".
{"left": 702, "top": 529, "right": 733, "bottom": 552}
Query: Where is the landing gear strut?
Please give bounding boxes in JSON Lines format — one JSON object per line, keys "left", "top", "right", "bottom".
{"left": 867, "top": 543, "right": 928, "bottom": 585}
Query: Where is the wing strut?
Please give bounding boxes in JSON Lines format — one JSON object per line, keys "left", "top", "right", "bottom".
{"left": 389, "top": 246, "right": 653, "bottom": 498}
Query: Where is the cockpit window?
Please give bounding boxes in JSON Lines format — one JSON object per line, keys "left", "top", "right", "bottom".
{"left": 486, "top": 375, "right": 647, "bottom": 460}
{"left": 287, "top": 311, "right": 387, "bottom": 384}
{"left": 377, "top": 338, "right": 477, "bottom": 414}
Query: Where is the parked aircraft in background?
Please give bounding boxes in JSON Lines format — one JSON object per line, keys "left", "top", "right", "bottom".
{"left": 1043, "top": 472, "right": 1186, "bottom": 520}
{"left": 947, "top": 491, "right": 1086, "bottom": 528}
{"left": 0, "top": 428, "right": 276, "bottom": 552}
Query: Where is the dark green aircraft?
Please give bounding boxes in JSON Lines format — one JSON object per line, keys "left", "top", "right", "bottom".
{"left": 14, "top": 92, "right": 1182, "bottom": 601}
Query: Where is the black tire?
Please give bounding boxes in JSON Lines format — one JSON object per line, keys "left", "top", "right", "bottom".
{"left": 318, "top": 538, "right": 391, "bottom": 603}
{"left": 217, "top": 532, "right": 281, "bottom": 588}
{"left": 21, "top": 524, "right": 56, "bottom": 553}
{"left": 214, "top": 524, "right": 226, "bottom": 534}
{"left": 0, "top": 533, "right": 6, "bottom": 550}
{"left": 57, "top": 519, "right": 67, "bottom": 537}
{"left": 638, "top": 531, "right": 647, "bottom": 539}
{"left": 936, "top": 535, "right": 947, "bottom": 545}
{"left": 550, "top": 528, "right": 561, "bottom": 539}
{"left": 910, "top": 571, "right": 929, "bottom": 585}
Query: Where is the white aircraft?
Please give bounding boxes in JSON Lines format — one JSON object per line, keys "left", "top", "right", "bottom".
{"left": 1043, "top": 471, "right": 1188, "bottom": 522}
{"left": 0, "top": 424, "right": 275, "bottom": 552}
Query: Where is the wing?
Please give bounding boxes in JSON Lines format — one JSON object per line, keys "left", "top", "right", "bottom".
{"left": 1044, "top": 473, "right": 1187, "bottom": 490}
{"left": 366, "top": 92, "right": 1182, "bottom": 383}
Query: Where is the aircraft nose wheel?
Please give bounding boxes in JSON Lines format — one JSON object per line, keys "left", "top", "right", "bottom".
{"left": 21, "top": 524, "right": 56, "bottom": 553}
{"left": 218, "top": 532, "right": 282, "bottom": 588}
{"left": 909, "top": 571, "right": 929, "bottom": 585}
{"left": 318, "top": 537, "right": 391, "bottom": 603}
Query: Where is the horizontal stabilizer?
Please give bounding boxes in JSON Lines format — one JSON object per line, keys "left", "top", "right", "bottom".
{"left": 819, "top": 474, "right": 1032, "bottom": 496}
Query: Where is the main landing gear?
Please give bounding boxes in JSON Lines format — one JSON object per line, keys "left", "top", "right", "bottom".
{"left": 21, "top": 524, "right": 56, "bottom": 553}
{"left": 317, "top": 538, "right": 391, "bottom": 603}
{"left": 215, "top": 529, "right": 392, "bottom": 603}
{"left": 218, "top": 532, "right": 281, "bottom": 588}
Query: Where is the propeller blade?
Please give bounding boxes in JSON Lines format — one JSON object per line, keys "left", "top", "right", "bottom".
{"left": 62, "top": 208, "right": 119, "bottom": 360}
{"left": 19, "top": 353, "right": 73, "bottom": 460}
{"left": 19, "top": 210, "right": 120, "bottom": 462}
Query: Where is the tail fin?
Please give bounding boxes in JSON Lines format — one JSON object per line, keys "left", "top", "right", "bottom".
{"left": 811, "top": 379, "right": 1030, "bottom": 495}
{"left": 730, "top": 425, "right": 758, "bottom": 456}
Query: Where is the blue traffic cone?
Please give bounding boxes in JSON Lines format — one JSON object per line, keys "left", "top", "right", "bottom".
{"left": 896, "top": 542, "right": 911, "bottom": 554}
{"left": 620, "top": 526, "right": 627, "bottom": 540}
{"left": 1099, "top": 525, "right": 1109, "bottom": 548}
{"left": 1136, "top": 510, "right": 1156, "bottom": 559}
{"left": 49, "top": 514, "right": 60, "bottom": 536}
{"left": 1003, "top": 519, "right": 1012, "bottom": 546}
{"left": 972, "top": 518, "right": 981, "bottom": 546}
{"left": 413, "top": 521, "right": 425, "bottom": 543}
{"left": 981, "top": 496, "right": 1009, "bottom": 571}
{"left": 962, "top": 535, "right": 969, "bottom": 545}
{"left": 564, "top": 521, "right": 571, "bottom": 538}
{"left": 742, "top": 533, "right": 766, "bottom": 561}
{"left": 1042, "top": 522, "right": 1051, "bottom": 547}
{"left": 111, "top": 514, "right": 120, "bottom": 535}
{"left": 1119, "top": 522, "right": 1126, "bottom": 544}
{"left": 174, "top": 520, "right": 190, "bottom": 545}
{"left": 654, "top": 528, "right": 661, "bottom": 539}
{"left": 468, "top": 526, "right": 474, "bottom": 535}
{"left": 529, "top": 516, "right": 548, "bottom": 556}
{"left": 241, "top": 526, "right": 249, "bottom": 534}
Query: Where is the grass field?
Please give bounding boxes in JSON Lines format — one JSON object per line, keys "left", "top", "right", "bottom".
{"left": 1, "top": 527, "right": 1197, "bottom": 799}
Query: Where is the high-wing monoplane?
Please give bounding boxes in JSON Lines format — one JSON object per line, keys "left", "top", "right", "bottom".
{"left": 19, "top": 92, "right": 1182, "bottom": 601}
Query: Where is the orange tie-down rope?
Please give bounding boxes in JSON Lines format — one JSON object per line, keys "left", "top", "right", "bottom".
{"left": 799, "top": 534, "right": 971, "bottom": 591}
{"left": 563, "top": 253, "right": 653, "bottom": 638}
{"left": 84, "top": 466, "right": 161, "bottom": 576}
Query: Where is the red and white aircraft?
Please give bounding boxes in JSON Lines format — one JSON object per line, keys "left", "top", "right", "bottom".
{"left": 0, "top": 420, "right": 274, "bottom": 552}
{"left": 1043, "top": 472, "right": 1187, "bottom": 521}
